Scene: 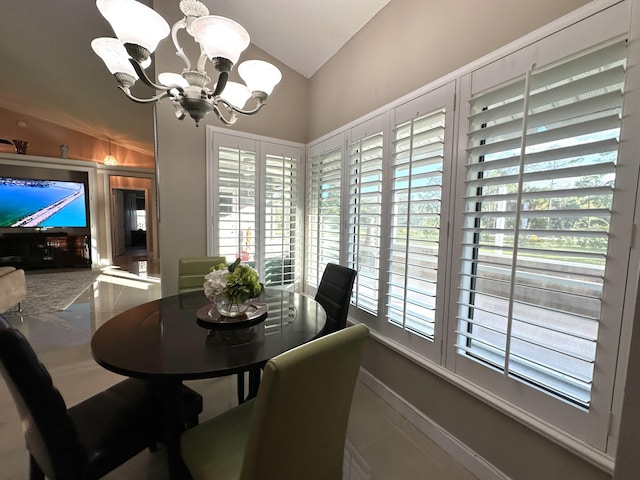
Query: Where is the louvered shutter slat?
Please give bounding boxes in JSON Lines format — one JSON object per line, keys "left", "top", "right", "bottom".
{"left": 348, "top": 129, "right": 383, "bottom": 314}
{"left": 306, "top": 148, "right": 342, "bottom": 288}
{"left": 264, "top": 153, "right": 298, "bottom": 287}
{"left": 386, "top": 108, "right": 446, "bottom": 339}
{"left": 217, "top": 147, "right": 257, "bottom": 263}
{"left": 456, "top": 40, "right": 627, "bottom": 408}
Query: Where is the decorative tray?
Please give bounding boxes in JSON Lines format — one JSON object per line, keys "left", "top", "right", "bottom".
{"left": 196, "top": 302, "right": 268, "bottom": 330}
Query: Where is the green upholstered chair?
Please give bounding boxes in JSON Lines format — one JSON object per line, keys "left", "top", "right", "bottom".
{"left": 178, "top": 256, "right": 226, "bottom": 294}
{"left": 181, "top": 323, "right": 369, "bottom": 480}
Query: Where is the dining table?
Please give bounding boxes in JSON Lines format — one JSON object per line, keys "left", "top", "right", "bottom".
{"left": 91, "top": 288, "right": 327, "bottom": 479}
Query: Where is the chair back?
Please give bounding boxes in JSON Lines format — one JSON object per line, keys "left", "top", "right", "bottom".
{"left": 240, "top": 324, "right": 369, "bottom": 480}
{"left": 0, "top": 315, "right": 85, "bottom": 479}
{"left": 178, "top": 256, "right": 226, "bottom": 294}
{"left": 314, "top": 263, "right": 357, "bottom": 335}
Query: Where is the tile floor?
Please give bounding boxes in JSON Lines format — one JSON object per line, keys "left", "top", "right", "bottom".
{"left": 0, "top": 254, "right": 478, "bottom": 479}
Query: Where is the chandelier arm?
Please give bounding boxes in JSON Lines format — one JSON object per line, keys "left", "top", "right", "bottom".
{"left": 211, "top": 72, "right": 229, "bottom": 97}
{"left": 118, "top": 87, "right": 172, "bottom": 104}
{"left": 217, "top": 98, "right": 266, "bottom": 116}
{"left": 171, "top": 17, "right": 192, "bottom": 71}
{"left": 211, "top": 103, "right": 238, "bottom": 126}
{"left": 129, "top": 59, "right": 182, "bottom": 93}
{"left": 196, "top": 49, "right": 208, "bottom": 74}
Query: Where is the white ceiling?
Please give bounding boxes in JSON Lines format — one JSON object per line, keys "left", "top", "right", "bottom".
{"left": 206, "top": 0, "right": 392, "bottom": 78}
{"left": 0, "top": 0, "right": 391, "bottom": 156}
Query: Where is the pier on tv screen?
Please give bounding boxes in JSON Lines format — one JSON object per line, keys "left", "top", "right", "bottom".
{"left": 0, "top": 177, "right": 88, "bottom": 228}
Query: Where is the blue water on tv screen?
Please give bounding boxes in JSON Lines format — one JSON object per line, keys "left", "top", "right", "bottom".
{"left": 0, "top": 177, "right": 88, "bottom": 228}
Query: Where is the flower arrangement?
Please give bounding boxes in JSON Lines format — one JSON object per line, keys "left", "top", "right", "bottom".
{"left": 203, "top": 258, "right": 263, "bottom": 315}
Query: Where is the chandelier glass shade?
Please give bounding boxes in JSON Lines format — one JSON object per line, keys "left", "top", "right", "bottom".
{"left": 92, "top": 0, "right": 282, "bottom": 126}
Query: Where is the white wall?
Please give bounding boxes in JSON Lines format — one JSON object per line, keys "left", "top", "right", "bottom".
{"left": 309, "top": 0, "right": 592, "bottom": 140}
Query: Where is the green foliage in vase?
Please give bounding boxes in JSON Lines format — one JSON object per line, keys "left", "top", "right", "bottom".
{"left": 225, "top": 263, "right": 263, "bottom": 303}
{"left": 205, "top": 258, "right": 263, "bottom": 304}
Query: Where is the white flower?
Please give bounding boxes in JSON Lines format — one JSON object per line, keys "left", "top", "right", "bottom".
{"left": 203, "top": 259, "right": 263, "bottom": 305}
{"left": 203, "top": 269, "right": 228, "bottom": 300}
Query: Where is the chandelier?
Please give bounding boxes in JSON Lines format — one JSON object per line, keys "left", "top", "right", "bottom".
{"left": 91, "top": 0, "right": 282, "bottom": 126}
{"left": 103, "top": 139, "right": 118, "bottom": 165}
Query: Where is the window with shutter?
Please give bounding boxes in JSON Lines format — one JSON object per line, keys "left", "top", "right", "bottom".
{"left": 305, "top": 144, "right": 343, "bottom": 289}
{"left": 217, "top": 145, "right": 257, "bottom": 264}
{"left": 264, "top": 151, "right": 298, "bottom": 288}
{"left": 208, "top": 130, "right": 303, "bottom": 286}
{"left": 348, "top": 130, "right": 383, "bottom": 314}
{"left": 388, "top": 109, "right": 446, "bottom": 339}
{"left": 456, "top": 39, "right": 627, "bottom": 408}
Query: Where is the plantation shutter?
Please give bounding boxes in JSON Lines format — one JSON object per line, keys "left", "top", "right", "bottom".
{"left": 216, "top": 144, "right": 257, "bottom": 264}
{"left": 263, "top": 146, "right": 299, "bottom": 288}
{"left": 388, "top": 108, "right": 446, "bottom": 339}
{"left": 306, "top": 139, "right": 343, "bottom": 289}
{"left": 348, "top": 119, "right": 384, "bottom": 314}
{"left": 457, "top": 39, "right": 627, "bottom": 407}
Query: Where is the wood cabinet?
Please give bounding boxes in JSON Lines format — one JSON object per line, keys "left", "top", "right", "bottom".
{"left": 0, "top": 232, "right": 91, "bottom": 270}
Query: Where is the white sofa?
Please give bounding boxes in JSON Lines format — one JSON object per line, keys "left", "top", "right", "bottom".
{"left": 0, "top": 266, "right": 26, "bottom": 314}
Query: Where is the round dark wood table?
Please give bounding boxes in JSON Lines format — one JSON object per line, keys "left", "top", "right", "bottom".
{"left": 91, "top": 289, "right": 326, "bottom": 379}
{"left": 90, "top": 289, "right": 326, "bottom": 479}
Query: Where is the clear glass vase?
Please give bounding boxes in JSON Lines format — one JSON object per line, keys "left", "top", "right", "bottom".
{"left": 215, "top": 296, "right": 251, "bottom": 317}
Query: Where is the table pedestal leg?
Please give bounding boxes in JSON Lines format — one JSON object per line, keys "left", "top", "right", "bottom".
{"left": 238, "top": 367, "right": 262, "bottom": 404}
{"left": 237, "top": 372, "right": 246, "bottom": 404}
{"left": 155, "top": 380, "right": 191, "bottom": 480}
{"left": 247, "top": 368, "right": 261, "bottom": 400}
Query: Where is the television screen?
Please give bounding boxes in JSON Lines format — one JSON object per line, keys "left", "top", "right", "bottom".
{"left": 0, "top": 177, "right": 88, "bottom": 228}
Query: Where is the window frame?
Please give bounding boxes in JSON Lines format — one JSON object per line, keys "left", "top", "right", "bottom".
{"left": 445, "top": 4, "right": 634, "bottom": 451}
{"left": 346, "top": 114, "right": 387, "bottom": 317}
{"left": 206, "top": 128, "right": 305, "bottom": 289}
{"left": 379, "top": 83, "right": 456, "bottom": 359}
{"left": 305, "top": 133, "right": 347, "bottom": 292}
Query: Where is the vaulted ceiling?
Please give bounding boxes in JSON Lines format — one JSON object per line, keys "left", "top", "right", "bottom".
{"left": 0, "top": 0, "right": 390, "bottom": 156}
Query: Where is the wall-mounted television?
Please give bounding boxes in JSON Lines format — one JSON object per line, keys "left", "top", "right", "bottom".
{"left": 0, "top": 176, "right": 88, "bottom": 228}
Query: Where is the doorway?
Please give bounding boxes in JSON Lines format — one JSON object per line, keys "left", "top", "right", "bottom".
{"left": 108, "top": 175, "right": 158, "bottom": 277}
{"left": 113, "top": 188, "right": 147, "bottom": 256}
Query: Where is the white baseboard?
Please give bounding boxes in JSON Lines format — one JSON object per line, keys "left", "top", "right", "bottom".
{"left": 358, "top": 368, "right": 511, "bottom": 480}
